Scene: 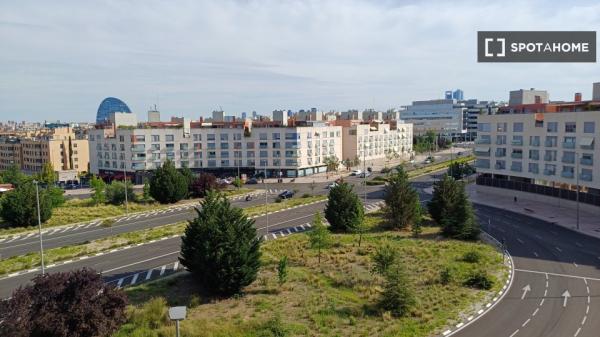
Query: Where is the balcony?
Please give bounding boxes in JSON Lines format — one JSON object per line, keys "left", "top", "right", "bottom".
{"left": 529, "top": 154, "right": 539, "bottom": 160}
{"left": 580, "top": 173, "right": 593, "bottom": 182}
{"left": 511, "top": 139, "right": 523, "bottom": 146}
{"left": 474, "top": 160, "right": 490, "bottom": 169}
{"left": 561, "top": 156, "right": 575, "bottom": 164}
{"left": 545, "top": 140, "right": 556, "bottom": 147}
{"left": 475, "top": 138, "right": 491, "bottom": 145}
{"left": 561, "top": 171, "right": 574, "bottom": 179}
{"left": 562, "top": 142, "right": 576, "bottom": 149}
{"left": 474, "top": 147, "right": 490, "bottom": 157}
{"left": 543, "top": 169, "right": 555, "bottom": 176}
{"left": 581, "top": 158, "right": 593, "bottom": 166}
{"left": 494, "top": 163, "right": 506, "bottom": 170}
{"left": 495, "top": 150, "right": 506, "bottom": 157}
{"left": 530, "top": 140, "right": 540, "bottom": 147}
{"left": 528, "top": 166, "right": 539, "bottom": 174}
{"left": 131, "top": 145, "right": 145, "bottom": 152}
{"left": 510, "top": 164, "right": 522, "bottom": 172}
{"left": 511, "top": 153, "right": 523, "bottom": 159}
{"left": 544, "top": 154, "right": 555, "bottom": 161}
{"left": 580, "top": 137, "right": 595, "bottom": 150}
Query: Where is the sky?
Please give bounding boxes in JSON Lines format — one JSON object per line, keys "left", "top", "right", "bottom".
{"left": 1, "top": 0, "right": 600, "bottom": 122}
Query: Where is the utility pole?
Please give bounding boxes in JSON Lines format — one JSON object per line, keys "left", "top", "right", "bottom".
{"left": 33, "top": 180, "right": 45, "bottom": 275}
{"left": 264, "top": 121, "right": 269, "bottom": 236}
{"left": 363, "top": 141, "right": 367, "bottom": 204}
{"left": 576, "top": 152, "right": 580, "bottom": 231}
{"left": 123, "top": 165, "right": 129, "bottom": 215}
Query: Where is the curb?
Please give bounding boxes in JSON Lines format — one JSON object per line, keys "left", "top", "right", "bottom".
{"left": 440, "top": 230, "right": 515, "bottom": 336}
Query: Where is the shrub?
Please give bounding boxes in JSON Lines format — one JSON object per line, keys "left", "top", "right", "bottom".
{"left": 0, "top": 268, "right": 127, "bottom": 337}
{"left": 90, "top": 175, "right": 107, "bottom": 205}
{"left": 0, "top": 182, "right": 53, "bottom": 227}
{"left": 105, "top": 180, "right": 135, "bottom": 205}
{"left": 301, "top": 193, "right": 311, "bottom": 198}
{"left": 274, "top": 197, "right": 283, "bottom": 203}
{"left": 464, "top": 270, "right": 494, "bottom": 290}
{"left": 439, "top": 267, "right": 452, "bottom": 285}
{"left": 371, "top": 242, "right": 398, "bottom": 276}
{"left": 324, "top": 182, "right": 364, "bottom": 233}
{"left": 378, "top": 264, "right": 415, "bottom": 317}
{"left": 462, "top": 250, "right": 482, "bottom": 263}
{"left": 256, "top": 315, "right": 287, "bottom": 337}
{"left": 180, "top": 191, "right": 261, "bottom": 296}
{"left": 190, "top": 173, "right": 219, "bottom": 198}
{"left": 278, "top": 256, "right": 288, "bottom": 286}
{"left": 149, "top": 160, "right": 188, "bottom": 204}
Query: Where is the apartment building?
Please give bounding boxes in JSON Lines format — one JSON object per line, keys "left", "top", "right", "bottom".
{"left": 474, "top": 106, "right": 600, "bottom": 206}
{"left": 0, "top": 127, "right": 90, "bottom": 180}
{"left": 400, "top": 99, "right": 467, "bottom": 139}
{"left": 335, "top": 120, "right": 413, "bottom": 163}
{"left": 89, "top": 115, "right": 343, "bottom": 182}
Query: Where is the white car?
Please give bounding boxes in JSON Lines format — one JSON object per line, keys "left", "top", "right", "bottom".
{"left": 326, "top": 182, "right": 338, "bottom": 189}
{"left": 351, "top": 169, "right": 362, "bottom": 176}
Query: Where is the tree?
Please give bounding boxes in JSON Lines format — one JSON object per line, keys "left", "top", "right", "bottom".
{"left": 90, "top": 175, "right": 106, "bottom": 205}
{"left": 325, "top": 182, "right": 364, "bottom": 233}
{"left": 324, "top": 156, "right": 340, "bottom": 178}
{"left": 277, "top": 256, "right": 288, "bottom": 286}
{"left": 105, "top": 180, "right": 135, "bottom": 205}
{"left": 307, "top": 213, "right": 330, "bottom": 265}
{"left": 150, "top": 160, "right": 188, "bottom": 204}
{"left": 190, "top": 172, "right": 219, "bottom": 198}
{"left": 427, "top": 174, "right": 480, "bottom": 240}
{"left": 37, "top": 162, "right": 57, "bottom": 186}
{"left": 0, "top": 164, "right": 28, "bottom": 187}
{"left": 46, "top": 186, "right": 66, "bottom": 208}
{"left": 382, "top": 167, "right": 421, "bottom": 230}
{"left": 233, "top": 176, "right": 243, "bottom": 189}
{"left": 371, "top": 242, "right": 398, "bottom": 276}
{"left": 141, "top": 179, "right": 151, "bottom": 203}
{"left": 378, "top": 263, "right": 415, "bottom": 317}
{"left": 0, "top": 182, "right": 52, "bottom": 227}
{"left": 179, "top": 191, "right": 261, "bottom": 296}
{"left": 0, "top": 268, "right": 127, "bottom": 337}
{"left": 179, "top": 167, "right": 195, "bottom": 198}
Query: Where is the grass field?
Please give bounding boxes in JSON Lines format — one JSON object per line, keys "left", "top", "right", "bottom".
{"left": 0, "top": 188, "right": 254, "bottom": 236}
{"left": 243, "top": 194, "right": 327, "bottom": 217}
{"left": 116, "top": 212, "right": 505, "bottom": 337}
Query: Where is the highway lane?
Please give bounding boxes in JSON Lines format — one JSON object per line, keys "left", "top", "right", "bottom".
{"left": 0, "top": 196, "right": 385, "bottom": 298}
{"left": 454, "top": 204, "right": 600, "bottom": 337}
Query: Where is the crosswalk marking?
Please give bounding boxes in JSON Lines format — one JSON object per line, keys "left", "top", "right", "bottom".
{"left": 145, "top": 269, "right": 153, "bottom": 280}
{"left": 130, "top": 273, "right": 139, "bottom": 285}
{"left": 160, "top": 265, "right": 166, "bottom": 276}
{"left": 116, "top": 278, "right": 124, "bottom": 288}
{"left": 173, "top": 261, "right": 179, "bottom": 270}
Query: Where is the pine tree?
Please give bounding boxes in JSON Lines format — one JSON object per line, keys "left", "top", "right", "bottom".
{"left": 427, "top": 174, "right": 480, "bottom": 240}
{"left": 378, "top": 263, "right": 416, "bottom": 317}
{"left": 142, "top": 179, "right": 151, "bottom": 203}
{"left": 179, "top": 191, "right": 261, "bottom": 296}
{"left": 0, "top": 182, "right": 52, "bottom": 227}
{"left": 37, "top": 162, "right": 57, "bottom": 185}
{"left": 383, "top": 166, "right": 421, "bottom": 230}
{"left": 324, "top": 182, "right": 364, "bottom": 232}
{"left": 307, "top": 213, "right": 331, "bottom": 265}
{"left": 150, "top": 160, "right": 188, "bottom": 204}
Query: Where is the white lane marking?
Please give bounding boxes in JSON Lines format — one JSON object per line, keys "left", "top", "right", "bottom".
{"left": 160, "top": 265, "right": 166, "bottom": 276}
{"left": 102, "top": 251, "right": 180, "bottom": 274}
{"left": 522, "top": 319, "right": 530, "bottom": 327}
{"left": 145, "top": 269, "right": 153, "bottom": 280}
{"left": 173, "top": 261, "right": 179, "bottom": 270}
{"left": 116, "top": 278, "right": 124, "bottom": 288}
{"left": 130, "top": 273, "right": 139, "bottom": 285}
{"left": 574, "top": 262, "right": 578, "bottom": 268}
{"left": 517, "top": 238, "right": 524, "bottom": 244}
{"left": 533, "top": 252, "right": 539, "bottom": 257}
{"left": 532, "top": 308, "right": 539, "bottom": 316}
{"left": 516, "top": 268, "right": 600, "bottom": 282}
{"left": 509, "top": 329, "right": 519, "bottom": 337}
{"left": 271, "top": 233, "right": 277, "bottom": 239}
{"left": 575, "top": 327, "right": 581, "bottom": 337}
{"left": 556, "top": 247, "right": 562, "bottom": 252}
{"left": 582, "top": 316, "right": 587, "bottom": 325}
{"left": 540, "top": 299, "right": 545, "bottom": 306}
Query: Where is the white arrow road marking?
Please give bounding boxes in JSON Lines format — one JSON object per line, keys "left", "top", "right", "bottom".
{"left": 562, "top": 290, "right": 571, "bottom": 307}
{"left": 521, "top": 284, "right": 531, "bottom": 300}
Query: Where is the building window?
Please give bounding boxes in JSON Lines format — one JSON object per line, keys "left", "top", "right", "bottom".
{"left": 260, "top": 151, "right": 268, "bottom": 158}
{"left": 207, "top": 134, "right": 215, "bottom": 141}
{"left": 166, "top": 135, "right": 174, "bottom": 142}
{"left": 221, "top": 151, "right": 229, "bottom": 158}
{"left": 151, "top": 135, "right": 160, "bottom": 142}
{"left": 180, "top": 143, "right": 188, "bottom": 150}
{"left": 584, "top": 122, "right": 595, "bottom": 133}
{"left": 272, "top": 133, "right": 280, "bottom": 140}
{"left": 220, "top": 134, "right": 228, "bottom": 141}
{"left": 565, "top": 122, "right": 576, "bottom": 133}
{"left": 513, "top": 122, "right": 524, "bottom": 132}
{"left": 547, "top": 122, "right": 558, "bottom": 133}
{"left": 259, "top": 133, "right": 268, "bottom": 140}
{"left": 478, "top": 123, "right": 491, "bottom": 132}
{"left": 220, "top": 143, "right": 229, "bottom": 149}
{"left": 496, "top": 123, "right": 507, "bottom": 132}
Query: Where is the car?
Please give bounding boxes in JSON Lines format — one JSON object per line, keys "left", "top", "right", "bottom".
{"left": 457, "top": 151, "right": 463, "bottom": 156}
{"left": 326, "top": 182, "right": 338, "bottom": 189}
{"left": 278, "top": 190, "right": 294, "bottom": 199}
{"left": 245, "top": 178, "right": 258, "bottom": 184}
{"left": 424, "top": 159, "right": 432, "bottom": 164}
{"left": 358, "top": 172, "right": 371, "bottom": 178}
{"left": 351, "top": 169, "right": 362, "bottom": 176}
{"left": 65, "top": 183, "right": 79, "bottom": 190}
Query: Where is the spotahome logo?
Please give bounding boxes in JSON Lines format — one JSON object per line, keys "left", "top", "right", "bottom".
{"left": 478, "top": 31, "right": 596, "bottom": 62}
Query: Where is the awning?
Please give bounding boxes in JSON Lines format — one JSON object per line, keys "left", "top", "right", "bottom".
{"left": 475, "top": 146, "right": 490, "bottom": 153}
{"left": 580, "top": 137, "right": 594, "bottom": 147}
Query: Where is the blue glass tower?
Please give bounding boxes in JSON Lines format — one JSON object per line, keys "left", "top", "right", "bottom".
{"left": 96, "top": 97, "right": 131, "bottom": 124}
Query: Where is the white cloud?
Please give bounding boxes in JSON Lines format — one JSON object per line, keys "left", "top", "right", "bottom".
{"left": 0, "top": 0, "right": 599, "bottom": 121}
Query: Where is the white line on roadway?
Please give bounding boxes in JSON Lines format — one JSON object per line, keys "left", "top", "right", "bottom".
{"left": 515, "top": 268, "right": 600, "bottom": 282}
{"left": 102, "top": 251, "right": 180, "bottom": 274}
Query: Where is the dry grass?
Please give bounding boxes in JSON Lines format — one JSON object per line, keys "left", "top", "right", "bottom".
{"left": 118, "top": 213, "right": 505, "bottom": 337}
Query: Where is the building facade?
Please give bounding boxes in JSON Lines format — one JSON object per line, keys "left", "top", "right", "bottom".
{"left": 474, "top": 109, "right": 600, "bottom": 205}
{"left": 0, "top": 127, "right": 89, "bottom": 180}
{"left": 400, "top": 99, "right": 467, "bottom": 139}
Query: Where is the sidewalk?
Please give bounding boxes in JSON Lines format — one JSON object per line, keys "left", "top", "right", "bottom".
{"left": 467, "top": 184, "right": 600, "bottom": 240}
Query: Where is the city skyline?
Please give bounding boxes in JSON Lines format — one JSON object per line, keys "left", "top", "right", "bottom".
{"left": 1, "top": 0, "right": 600, "bottom": 121}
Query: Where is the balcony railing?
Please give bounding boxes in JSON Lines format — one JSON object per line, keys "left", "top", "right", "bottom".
{"left": 544, "top": 154, "right": 555, "bottom": 161}
{"left": 530, "top": 140, "right": 540, "bottom": 147}
{"left": 580, "top": 173, "right": 593, "bottom": 182}
{"left": 476, "top": 138, "right": 491, "bottom": 144}
{"left": 562, "top": 142, "right": 576, "bottom": 149}
{"left": 561, "top": 171, "right": 574, "bottom": 179}
{"left": 543, "top": 169, "right": 555, "bottom": 176}
{"left": 545, "top": 140, "right": 556, "bottom": 147}
{"left": 495, "top": 164, "right": 506, "bottom": 170}
{"left": 495, "top": 151, "right": 506, "bottom": 157}
{"left": 528, "top": 166, "right": 539, "bottom": 174}
{"left": 529, "top": 154, "right": 539, "bottom": 160}
{"left": 511, "top": 140, "right": 523, "bottom": 146}
{"left": 510, "top": 165, "right": 522, "bottom": 172}
{"left": 511, "top": 153, "right": 523, "bottom": 159}
{"left": 561, "top": 157, "right": 575, "bottom": 164}
{"left": 581, "top": 158, "right": 593, "bottom": 166}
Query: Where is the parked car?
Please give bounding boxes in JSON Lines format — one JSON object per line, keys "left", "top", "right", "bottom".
{"left": 351, "top": 169, "right": 362, "bottom": 176}
{"left": 245, "top": 178, "right": 258, "bottom": 184}
{"left": 278, "top": 190, "right": 294, "bottom": 199}
{"left": 457, "top": 151, "right": 463, "bottom": 156}
{"left": 359, "top": 172, "right": 372, "bottom": 178}
{"left": 326, "top": 182, "right": 338, "bottom": 189}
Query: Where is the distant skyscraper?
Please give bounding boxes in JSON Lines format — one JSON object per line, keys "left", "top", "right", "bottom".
{"left": 452, "top": 89, "right": 464, "bottom": 100}
{"left": 444, "top": 90, "right": 453, "bottom": 100}
{"left": 252, "top": 111, "right": 257, "bottom": 119}
{"left": 241, "top": 112, "right": 247, "bottom": 119}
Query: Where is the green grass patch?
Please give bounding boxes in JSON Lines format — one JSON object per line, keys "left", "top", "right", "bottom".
{"left": 118, "top": 212, "right": 505, "bottom": 337}
{"left": 407, "top": 155, "right": 475, "bottom": 179}
{"left": 0, "top": 222, "right": 187, "bottom": 276}
{"left": 243, "top": 195, "right": 327, "bottom": 217}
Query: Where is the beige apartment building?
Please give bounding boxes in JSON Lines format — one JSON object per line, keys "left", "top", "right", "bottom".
{"left": 0, "top": 127, "right": 89, "bottom": 181}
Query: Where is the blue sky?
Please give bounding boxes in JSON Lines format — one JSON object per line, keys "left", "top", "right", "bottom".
{"left": 1, "top": 0, "right": 599, "bottom": 122}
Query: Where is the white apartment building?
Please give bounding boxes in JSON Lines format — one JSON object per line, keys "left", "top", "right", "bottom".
{"left": 474, "top": 110, "right": 600, "bottom": 205}
{"left": 338, "top": 120, "right": 413, "bottom": 164}
{"left": 89, "top": 118, "right": 343, "bottom": 182}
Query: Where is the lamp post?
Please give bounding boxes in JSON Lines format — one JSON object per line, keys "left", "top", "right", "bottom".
{"left": 576, "top": 152, "right": 580, "bottom": 231}
{"left": 363, "top": 141, "right": 367, "bottom": 204}
{"left": 123, "top": 166, "right": 129, "bottom": 215}
{"left": 168, "top": 306, "right": 187, "bottom": 337}
{"left": 33, "top": 180, "right": 45, "bottom": 275}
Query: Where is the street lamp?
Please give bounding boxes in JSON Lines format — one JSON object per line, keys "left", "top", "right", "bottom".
{"left": 123, "top": 166, "right": 129, "bottom": 215}
{"left": 33, "top": 180, "right": 45, "bottom": 275}
{"left": 168, "top": 306, "right": 187, "bottom": 337}
{"left": 576, "top": 152, "right": 580, "bottom": 231}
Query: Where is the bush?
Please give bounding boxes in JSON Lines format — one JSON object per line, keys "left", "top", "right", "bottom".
{"left": 324, "top": 182, "right": 364, "bottom": 233}
{"left": 0, "top": 268, "right": 127, "bottom": 337}
{"left": 371, "top": 242, "right": 398, "bottom": 276}
{"left": 0, "top": 182, "right": 53, "bottom": 227}
{"left": 256, "top": 315, "right": 288, "bottom": 337}
{"left": 180, "top": 191, "right": 261, "bottom": 296}
{"left": 190, "top": 173, "right": 219, "bottom": 198}
{"left": 274, "top": 197, "right": 283, "bottom": 203}
{"left": 105, "top": 181, "right": 135, "bottom": 205}
{"left": 278, "top": 256, "right": 288, "bottom": 286}
{"left": 301, "top": 193, "right": 311, "bottom": 198}
{"left": 149, "top": 160, "right": 188, "bottom": 204}
{"left": 439, "top": 267, "right": 452, "bottom": 285}
{"left": 462, "top": 250, "right": 482, "bottom": 263}
{"left": 378, "top": 264, "right": 415, "bottom": 317}
{"left": 464, "top": 270, "right": 494, "bottom": 290}
{"left": 46, "top": 186, "right": 66, "bottom": 207}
